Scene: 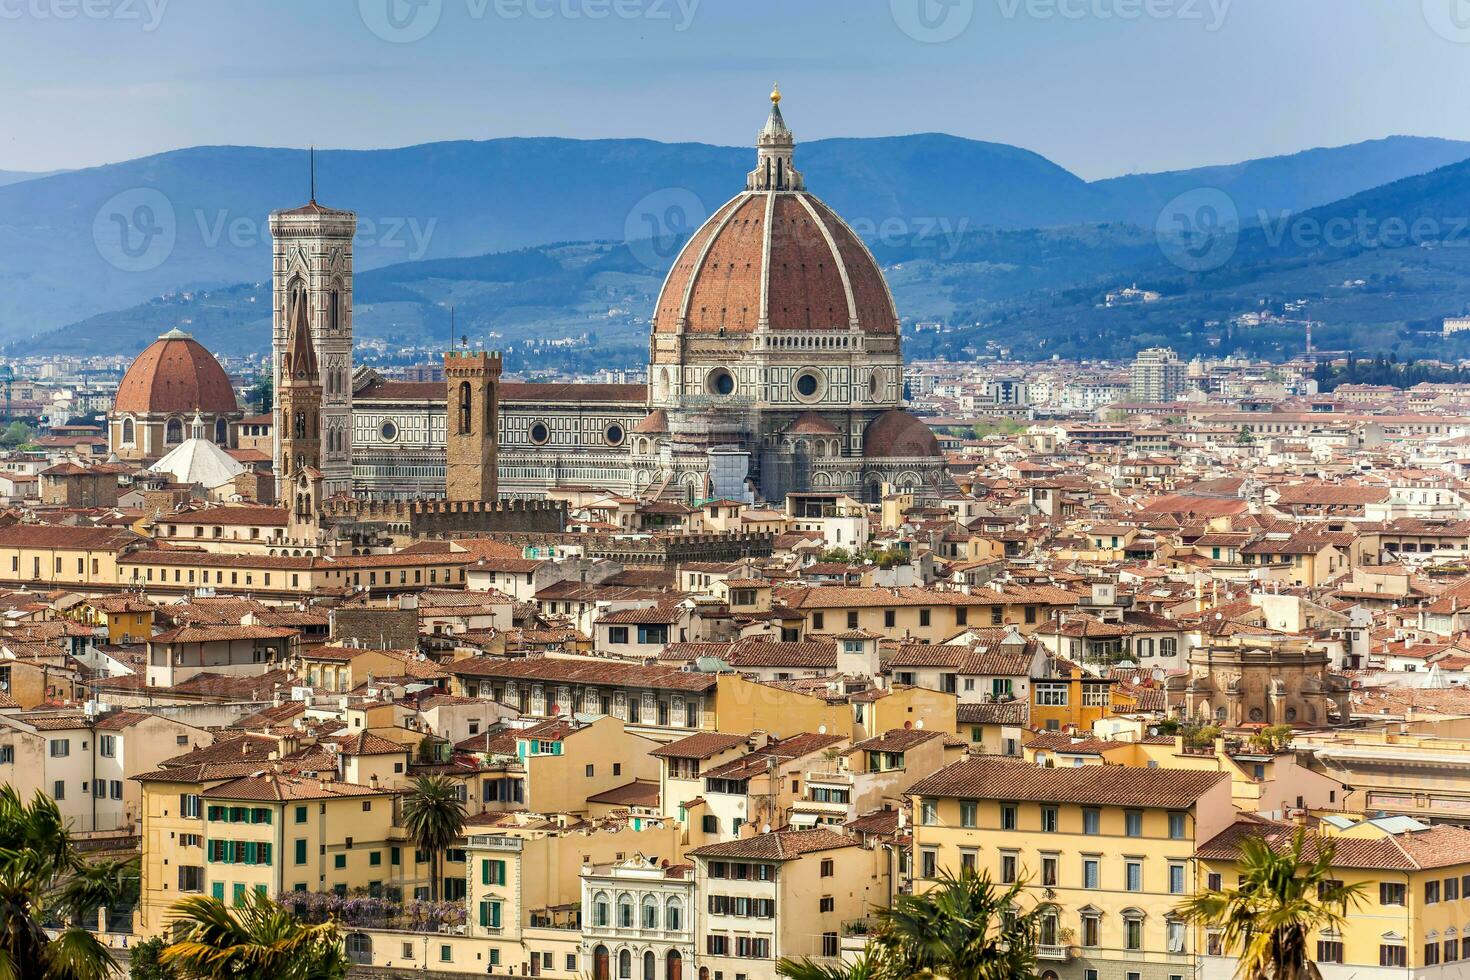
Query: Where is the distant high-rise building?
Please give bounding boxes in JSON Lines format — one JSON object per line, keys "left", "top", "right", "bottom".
{"left": 1130, "top": 347, "right": 1183, "bottom": 403}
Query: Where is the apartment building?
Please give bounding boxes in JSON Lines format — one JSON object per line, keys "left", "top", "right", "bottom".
{"left": 134, "top": 764, "right": 402, "bottom": 937}
{"left": 687, "top": 828, "right": 890, "bottom": 980}
{"left": 1196, "top": 814, "right": 1470, "bottom": 980}
{"left": 907, "top": 757, "right": 1233, "bottom": 980}
{"left": 582, "top": 854, "right": 695, "bottom": 980}
{"left": 0, "top": 709, "right": 208, "bottom": 832}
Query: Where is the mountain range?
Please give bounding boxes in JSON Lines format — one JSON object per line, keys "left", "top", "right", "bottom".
{"left": 7, "top": 132, "right": 1470, "bottom": 354}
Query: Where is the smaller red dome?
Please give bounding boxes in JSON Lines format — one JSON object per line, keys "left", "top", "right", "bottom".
{"left": 113, "top": 329, "right": 238, "bottom": 416}
{"left": 863, "top": 410, "right": 942, "bottom": 459}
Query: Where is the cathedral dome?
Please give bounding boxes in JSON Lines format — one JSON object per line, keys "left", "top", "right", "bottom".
{"left": 113, "top": 328, "right": 238, "bottom": 416}
{"left": 651, "top": 94, "right": 898, "bottom": 339}
{"left": 863, "top": 410, "right": 942, "bottom": 459}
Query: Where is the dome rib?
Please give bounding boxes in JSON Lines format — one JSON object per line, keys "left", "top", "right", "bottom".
{"left": 794, "top": 193, "right": 857, "bottom": 328}
{"left": 677, "top": 192, "right": 755, "bottom": 329}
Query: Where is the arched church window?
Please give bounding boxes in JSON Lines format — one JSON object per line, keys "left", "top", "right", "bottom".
{"left": 165, "top": 418, "right": 183, "bottom": 444}
{"left": 294, "top": 412, "right": 307, "bottom": 440}
{"left": 214, "top": 418, "right": 227, "bottom": 444}
{"left": 121, "top": 418, "right": 134, "bottom": 445}
{"left": 328, "top": 286, "right": 341, "bottom": 332}
{"left": 458, "top": 382, "right": 473, "bottom": 435}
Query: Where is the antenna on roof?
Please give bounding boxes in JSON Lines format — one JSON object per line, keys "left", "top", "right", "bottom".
{"left": 309, "top": 146, "right": 316, "bottom": 204}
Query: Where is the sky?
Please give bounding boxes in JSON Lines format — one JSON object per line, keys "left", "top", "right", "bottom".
{"left": 3, "top": 0, "right": 1470, "bottom": 179}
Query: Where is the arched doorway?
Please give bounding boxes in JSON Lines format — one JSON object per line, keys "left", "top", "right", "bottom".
{"left": 667, "top": 950, "right": 683, "bottom": 980}
{"left": 594, "top": 945, "right": 610, "bottom": 980}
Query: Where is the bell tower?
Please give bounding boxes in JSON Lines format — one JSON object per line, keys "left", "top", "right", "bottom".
{"left": 269, "top": 159, "right": 356, "bottom": 501}
{"left": 277, "top": 291, "right": 322, "bottom": 483}
{"left": 444, "top": 350, "right": 502, "bottom": 501}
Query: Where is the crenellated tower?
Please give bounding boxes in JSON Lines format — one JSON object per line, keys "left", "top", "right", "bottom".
{"left": 444, "top": 349, "right": 502, "bottom": 501}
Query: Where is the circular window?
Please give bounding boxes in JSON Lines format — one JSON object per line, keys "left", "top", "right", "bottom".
{"left": 379, "top": 420, "right": 398, "bottom": 442}
{"left": 794, "top": 370, "right": 823, "bottom": 401}
{"left": 529, "top": 422, "right": 550, "bottom": 445}
{"left": 605, "top": 423, "right": 625, "bottom": 447}
{"left": 869, "top": 371, "right": 881, "bottom": 398}
{"left": 707, "top": 369, "right": 736, "bottom": 396}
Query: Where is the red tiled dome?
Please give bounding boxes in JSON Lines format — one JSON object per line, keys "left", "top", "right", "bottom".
{"left": 113, "top": 329, "right": 238, "bottom": 416}
{"left": 863, "top": 410, "right": 942, "bottom": 459}
{"left": 652, "top": 192, "right": 898, "bottom": 337}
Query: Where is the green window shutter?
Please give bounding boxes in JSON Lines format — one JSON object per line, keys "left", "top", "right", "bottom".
{"left": 481, "top": 859, "right": 490, "bottom": 885}
{"left": 334, "top": 854, "right": 346, "bottom": 869}
{"left": 244, "top": 842, "right": 257, "bottom": 864}
{"left": 255, "top": 884, "right": 267, "bottom": 899}
{"left": 259, "top": 843, "right": 271, "bottom": 866}
{"left": 211, "top": 882, "right": 224, "bottom": 901}
{"left": 490, "top": 901, "right": 502, "bottom": 929}
{"left": 295, "top": 839, "right": 307, "bottom": 865}
{"left": 492, "top": 860, "right": 506, "bottom": 885}
{"left": 369, "top": 851, "right": 381, "bottom": 867}
{"left": 295, "top": 805, "right": 307, "bottom": 823}
{"left": 391, "top": 846, "right": 400, "bottom": 865}
{"left": 232, "top": 884, "right": 245, "bottom": 906}
{"left": 479, "top": 901, "right": 489, "bottom": 928}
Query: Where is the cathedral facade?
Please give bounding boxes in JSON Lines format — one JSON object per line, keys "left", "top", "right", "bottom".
{"left": 265, "top": 91, "right": 948, "bottom": 504}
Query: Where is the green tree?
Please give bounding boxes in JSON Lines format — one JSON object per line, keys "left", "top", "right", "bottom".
{"left": 0, "top": 421, "right": 32, "bottom": 448}
{"left": 778, "top": 870, "right": 1047, "bottom": 980}
{"left": 0, "top": 784, "right": 138, "bottom": 980}
{"left": 160, "top": 890, "right": 346, "bottom": 980}
{"left": 128, "top": 936, "right": 177, "bottom": 980}
{"left": 400, "top": 774, "right": 467, "bottom": 903}
{"left": 1176, "top": 828, "right": 1365, "bottom": 980}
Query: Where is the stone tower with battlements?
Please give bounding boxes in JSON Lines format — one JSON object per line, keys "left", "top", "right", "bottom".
{"left": 444, "top": 350, "right": 501, "bottom": 501}
{"left": 269, "top": 195, "right": 356, "bottom": 501}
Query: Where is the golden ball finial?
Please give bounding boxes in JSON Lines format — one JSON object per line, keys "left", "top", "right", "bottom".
{"left": 770, "top": 82, "right": 781, "bottom": 105}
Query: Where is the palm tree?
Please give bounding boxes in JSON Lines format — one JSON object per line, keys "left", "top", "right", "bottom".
{"left": 400, "top": 774, "right": 466, "bottom": 903}
{"left": 778, "top": 869, "right": 1047, "bottom": 980}
{"left": 0, "top": 784, "right": 138, "bottom": 980}
{"left": 1176, "top": 827, "right": 1366, "bottom": 980}
{"left": 160, "top": 889, "right": 346, "bottom": 980}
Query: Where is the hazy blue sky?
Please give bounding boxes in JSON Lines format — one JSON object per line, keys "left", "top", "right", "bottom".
{"left": 3, "top": 0, "right": 1470, "bottom": 179}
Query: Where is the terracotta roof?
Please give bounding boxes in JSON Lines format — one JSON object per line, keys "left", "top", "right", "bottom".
{"left": 1197, "top": 818, "right": 1470, "bottom": 871}
{"left": 956, "top": 701, "right": 1029, "bottom": 726}
{"left": 651, "top": 190, "right": 897, "bottom": 338}
{"left": 204, "top": 770, "right": 389, "bottom": 802}
{"left": 846, "top": 728, "right": 944, "bottom": 754}
{"left": 906, "top": 756, "right": 1226, "bottom": 808}
{"left": 586, "top": 779, "right": 661, "bottom": 808}
{"left": 648, "top": 731, "right": 749, "bottom": 760}
{"left": 113, "top": 330, "right": 238, "bottom": 416}
{"left": 688, "top": 827, "right": 857, "bottom": 861}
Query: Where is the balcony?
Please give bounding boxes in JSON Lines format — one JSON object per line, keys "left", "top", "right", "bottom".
{"left": 1037, "top": 944, "right": 1072, "bottom": 962}
{"left": 805, "top": 770, "right": 854, "bottom": 786}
